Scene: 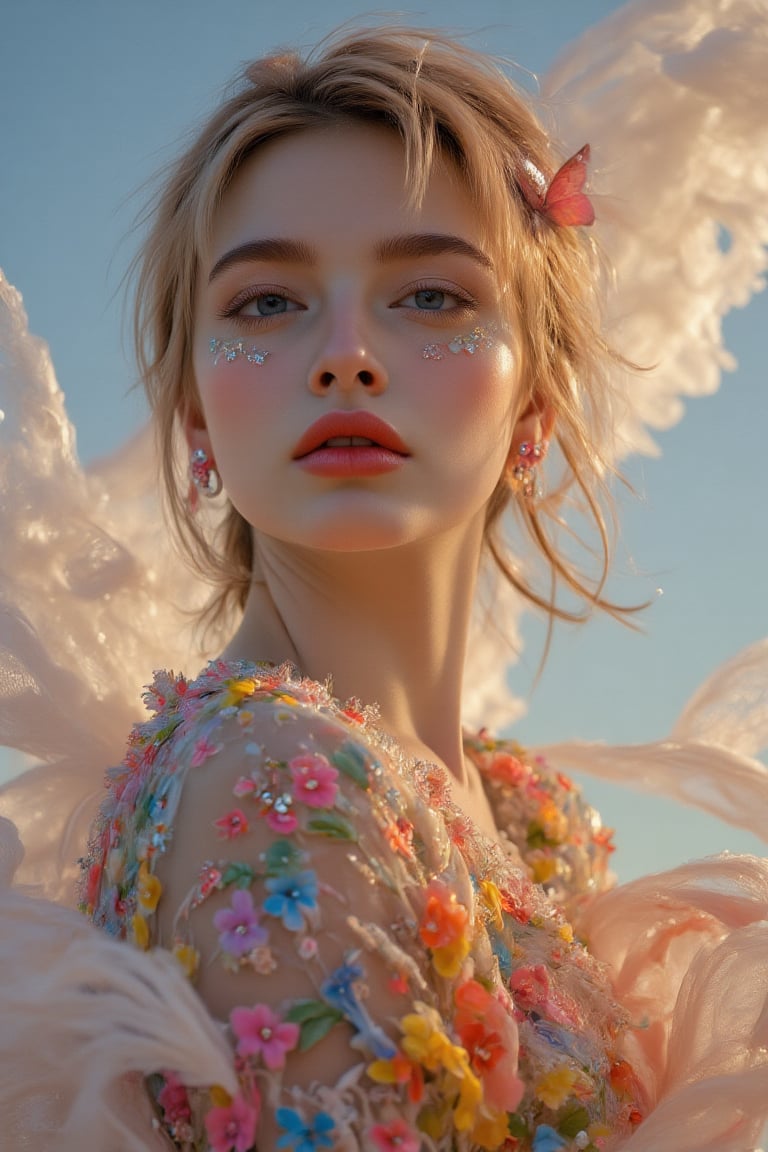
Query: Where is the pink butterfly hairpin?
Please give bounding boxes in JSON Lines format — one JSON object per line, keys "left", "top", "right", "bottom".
{"left": 517, "top": 144, "right": 595, "bottom": 228}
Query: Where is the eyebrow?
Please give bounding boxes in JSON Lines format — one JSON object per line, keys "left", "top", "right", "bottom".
{"left": 208, "top": 232, "right": 493, "bottom": 283}
{"left": 375, "top": 233, "right": 494, "bottom": 270}
{"left": 208, "top": 239, "right": 316, "bottom": 283}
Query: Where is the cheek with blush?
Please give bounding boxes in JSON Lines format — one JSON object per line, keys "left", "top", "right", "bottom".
{"left": 195, "top": 349, "right": 282, "bottom": 475}
{"left": 419, "top": 339, "right": 518, "bottom": 478}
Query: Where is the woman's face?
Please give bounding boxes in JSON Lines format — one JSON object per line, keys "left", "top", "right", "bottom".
{"left": 192, "top": 123, "right": 521, "bottom": 552}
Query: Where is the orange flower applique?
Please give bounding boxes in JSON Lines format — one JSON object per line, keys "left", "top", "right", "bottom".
{"left": 454, "top": 979, "right": 523, "bottom": 1113}
{"left": 419, "top": 881, "right": 469, "bottom": 949}
{"left": 487, "top": 751, "right": 527, "bottom": 787}
{"left": 368, "top": 1051, "right": 424, "bottom": 1104}
{"left": 419, "top": 882, "right": 471, "bottom": 979}
{"left": 384, "top": 817, "right": 415, "bottom": 859}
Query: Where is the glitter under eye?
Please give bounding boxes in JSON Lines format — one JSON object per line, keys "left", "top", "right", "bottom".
{"left": 422, "top": 325, "right": 496, "bottom": 361}
{"left": 210, "top": 338, "right": 271, "bottom": 366}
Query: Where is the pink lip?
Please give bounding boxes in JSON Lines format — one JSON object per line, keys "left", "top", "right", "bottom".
{"left": 295, "top": 445, "right": 406, "bottom": 477}
{"left": 290, "top": 407, "right": 407, "bottom": 456}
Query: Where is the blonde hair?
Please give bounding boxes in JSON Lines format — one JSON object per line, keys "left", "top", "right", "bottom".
{"left": 133, "top": 26, "right": 634, "bottom": 632}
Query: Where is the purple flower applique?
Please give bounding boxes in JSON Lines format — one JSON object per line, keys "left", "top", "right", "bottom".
{"left": 213, "top": 889, "right": 268, "bottom": 956}
{"left": 263, "top": 870, "right": 318, "bottom": 931}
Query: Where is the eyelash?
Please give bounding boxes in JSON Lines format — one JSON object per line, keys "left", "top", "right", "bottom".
{"left": 218, "top": 285, "right": 299, "bottom": 329}
{"left": 395, "top": 279, "right": 478, "bottom": 317}
{"left": 218, "top": 279, "right": 479, "bottom": 327}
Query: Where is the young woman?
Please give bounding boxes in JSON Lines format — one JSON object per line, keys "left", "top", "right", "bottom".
{"left": 1, "top": 22, "right": 766, "bottom": 1152}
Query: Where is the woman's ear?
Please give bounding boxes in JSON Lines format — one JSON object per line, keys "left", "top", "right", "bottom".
{"left": 183, "top": 402, "right": 213, "bottom": 459}
{"left": 505, "top": 401, "right": 555, "bottom": 498}
{"left": 184, "top": 408, "right": 220, "bottom": 507}
{"left": 508, "top": 400, "right": 555, "bottom": 462}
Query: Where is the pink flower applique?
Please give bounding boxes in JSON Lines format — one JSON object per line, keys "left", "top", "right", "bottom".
{"left": 214, "top": 809, "right": 250, "bottom": 839}
{"left": 204, "top": 1090, "right": 260, "bottom": 1152}
{"left": 265, "top": 804, "right": 299, "bottom": 835}
{"left": 289, "top": 753, "right": 339, "bottom": 808}
{"left": 157, "top": 1071, "right": 191, "bottom": 1125}
{"left": 297, "top": 936, "right": 319, "bottom": 960}
{"left": 368, "top": 1118, "right": 421, "bottom": 1152}
{"left": 213, "top": 889, "right": 268, "bottom": 957}
{"left": 233, "top": 775, "right": 257, "bottom": 798}
{"left": 191, "top": 736, "right": 222, "bottom": 768}
{"left": 509, "top": 963, "right": 580, "bottom": 1029}
{"left": 257, "top": 786, "right": 299, "bottom": 834}
{"left": 190, "top": 863, "right": 223, "bottom": 910}
{"left": 509, "top": 963, "right": 550, "bottom": 1011}
{"left": 230, "top": 1003, "right": 300, "bottom": 1069}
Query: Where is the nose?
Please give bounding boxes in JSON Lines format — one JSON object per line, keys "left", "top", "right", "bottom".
{"left": 308, "top": 313, "right": 388, "bottom": 397}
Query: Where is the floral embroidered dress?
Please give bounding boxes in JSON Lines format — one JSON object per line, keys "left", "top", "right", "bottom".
{"left": 80, "top": 661, "right": 644, "bottom": 1152}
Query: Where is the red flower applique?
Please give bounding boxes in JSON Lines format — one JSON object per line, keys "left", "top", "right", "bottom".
{"left": 214, "top": 809, "right": 250, "bottom": 839}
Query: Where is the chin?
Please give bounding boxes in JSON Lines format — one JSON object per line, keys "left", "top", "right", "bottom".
{"left": 294, "top": 517, "right": 417, "bottom": 552}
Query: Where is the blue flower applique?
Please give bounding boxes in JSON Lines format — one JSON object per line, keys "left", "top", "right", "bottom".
{"left": 532, "top": 1125, "right": 568, "bottom": 1152}
{"left": 321, "top": 961, "right": 397, "bottom": 1059}
{"left": 263, "top": 869, "right": 318, "bottom": 930}
{"left": 276, "top": 1107, "right": 335, "bottom": 1152}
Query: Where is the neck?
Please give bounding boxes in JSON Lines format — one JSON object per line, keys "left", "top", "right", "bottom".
{"left": 221, "top": 516, "right": 485, "bottom": 786}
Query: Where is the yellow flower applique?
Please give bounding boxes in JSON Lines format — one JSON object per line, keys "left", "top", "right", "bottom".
{"left": 172, "top": 942, "right": 200, "bottom": 979}
{"left": 131, "top": 912, "right": 150, "bottom": 951}
{"left": 535, "top": 1064, "right": 578, "bottom": 1109}
{"left": 137, "top": 861, "right": 162, "bottom": 913}
{"left": 479, "top": 880, "right": 504, "bottom": 931}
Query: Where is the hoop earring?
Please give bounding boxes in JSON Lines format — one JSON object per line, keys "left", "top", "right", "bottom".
{"left": 509, "top": 439, "right": 548, "bottom": 499}
{"left": 190, "top": 448, "right": 222, "bottom": 498}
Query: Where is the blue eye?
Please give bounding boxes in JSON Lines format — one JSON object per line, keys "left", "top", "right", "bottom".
{"left": 254, "top": 293, "right": 289, "bottom": 315}
{"left": 396, "top": 283, "right": 476, "bottom": 314}
{"left": 413, "top": 289, "right": 446, "bottom": 310}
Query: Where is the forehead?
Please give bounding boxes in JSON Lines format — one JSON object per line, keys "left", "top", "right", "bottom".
{"left": 207, "top": 122, "right": 488, "bottom": 261}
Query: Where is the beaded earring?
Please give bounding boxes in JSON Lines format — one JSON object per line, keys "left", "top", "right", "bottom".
{"left": 509, "top": 440, "right": 549, "bottom": 499}
{"left": 190, "top": 448, "right": 222, "bottom": 499}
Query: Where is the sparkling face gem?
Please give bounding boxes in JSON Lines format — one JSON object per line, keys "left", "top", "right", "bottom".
{"left": 209, "top": 338, "right": 270, "bottom": 366}
{"left": 422, "top": 324, "right": 496, "bottom": 361}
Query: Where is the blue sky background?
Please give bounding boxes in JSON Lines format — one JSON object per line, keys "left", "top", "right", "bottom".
{"left": 1, "top": 0, "right": 766, "bottom": 880}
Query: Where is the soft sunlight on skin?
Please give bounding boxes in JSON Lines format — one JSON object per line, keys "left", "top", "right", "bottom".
{"left": 188, "top": 125, "right": 547, "bottom": 819}
{"left": 191, "top": 125, "right": 522, "bottom": 552}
